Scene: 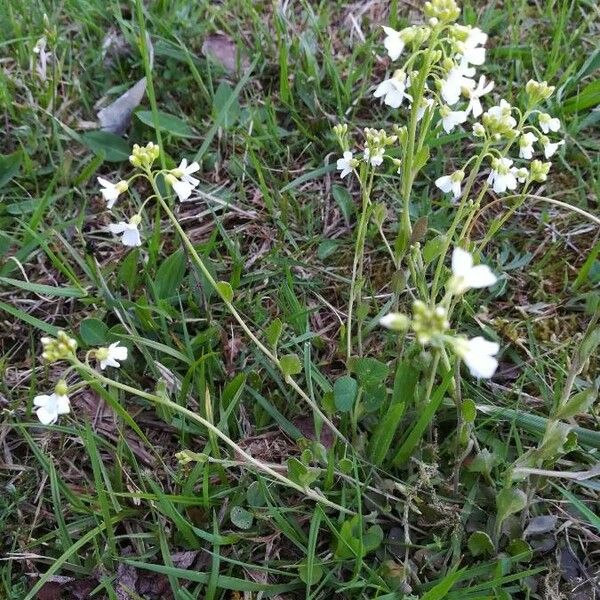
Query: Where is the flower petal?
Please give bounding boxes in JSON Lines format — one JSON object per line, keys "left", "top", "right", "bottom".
{"left": 464, "top": 264, "right": 497, "bottom": 289}
{"left": 451, "top": 247, "right": 473, "bottom": 277}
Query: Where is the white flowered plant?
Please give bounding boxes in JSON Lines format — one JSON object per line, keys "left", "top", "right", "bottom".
{"left": 30, "top": 331, "right": 128, "bottom": 425}
{"left": 331, "top": 0, "right": 565, "bottom": 390}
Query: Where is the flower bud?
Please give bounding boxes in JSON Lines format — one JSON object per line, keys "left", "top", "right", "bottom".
{"left": 380, "top": 312, "right": 411, "bottom": 332}
{"left": 530, "top": 159, "right": 551, "bottom": 182}
{"left": 54, "top": 380, "right": 69, "bottom": 396}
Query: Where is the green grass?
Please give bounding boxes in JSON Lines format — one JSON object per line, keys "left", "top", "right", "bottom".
{"left": 1, "top": 0, "right": 599, "bottom": 598}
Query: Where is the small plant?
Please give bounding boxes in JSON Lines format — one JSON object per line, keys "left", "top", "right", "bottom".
{"left": 6, "top": 0, "right": 599, "bottom": 597}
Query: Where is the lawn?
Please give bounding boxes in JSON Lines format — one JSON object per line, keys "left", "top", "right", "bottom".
{"left": 1, "top": 0, "right": 599, "bottom": 598}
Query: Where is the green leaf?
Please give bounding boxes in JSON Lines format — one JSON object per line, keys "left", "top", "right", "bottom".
{"left": 136, "top": 110, "right": 196, "bottom": 138}
{"left": 423, "top": 235, "right": 446, "bottom": 264}
{"left": 353, "top": 357, "right": 388, "bottom": 388}
{"left": 556, "top": 388, "right": 597, "bottom": 420}
{"left": 331, "top": 185, "right": 354, "bottom": 221}
{"left": 467, "top": 531, "right": 495, "bottom": 557}
{"left": 333, "top": 376, "right": 358, "bottom": 413}
{"left": 298, "top": 563, "right": 323, "bottom": 585}
{"left": 265, "top": 318, "right": 283, "bottom": 349}
{"left": 496, "top": 487, "right": 527, "bottom": 528}
{"left": 80, "top": 318, "right": 109, "bottom": 345}
{"left": 369, "top": 402, "right": 405, "bottom": 466}
{"left": 80, "top": 131, "right": 130, "bottom": 162}
{"left": 0, "top": 276, "right": 85, "bottom": 298}
{"left": 216, "top": 280, "right": 234, "bottom": 303}
{"left": 279, "top": 354, "right": 302, "bottom": 376}
{"left": 393, "top": 368, "right": 453, "bottom": 465}
{"left": 563, "top": 79, "right": 600, "bottom": 114}
{"left": 507, "top": 538, "right": 533, "bottom": 562}
{"left": 155, "top": 250, "right": 187, "bottom": 300}
{"left": 335, "top": 515, "right": 383, "bottom": 559}
{"left": 230, "top": 506, "right": 253, "bottom": 530}
{"left": 462, "top": 398, "right": 477, "bottom": 423}
{"left": 212, "top": 82, "right": 241, "bottom": 129}
{"left": 0, "top": 149, "right": 23, "bottom": 188}
{"left": 287, "top": 457, "right": 319, "bottom": 487}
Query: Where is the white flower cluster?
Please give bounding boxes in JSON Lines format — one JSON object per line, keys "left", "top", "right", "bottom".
{"left": 97, "top": 142, "right": 200, "bottom": 248}
{"left": 334, "top": 0, "right": 564, "bottom": 202}
{"left": 381, "top": 248, "right": 500, "bottom": 379}
{"left": 32, "top": 332, "right": 128, "bottom": 425}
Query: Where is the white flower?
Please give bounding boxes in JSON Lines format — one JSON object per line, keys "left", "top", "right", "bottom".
{"left": 441, "top": 66, "right": 473, "bottom": 106}
{"left": 513, "top": 167, "right": 528, "bottom": 183}
{"left": 382, "top": 26, "right": 405, "bottom": 60}
{"left": 456, "top": 27, "right": 488, "bottom": 66}
{"left": 167, "top": 158, "right": 201, "bottom": 201}
{"left": 456, "top": 336, "right": 500, "bottom": 379}
{"left": 435, "top": 170, "right": 465, "bottom": 200}
{"left": 416, "top": 97, "right": 435, "bottom": 121}
{"left": 450, "top": 247, "right": 497, "bottom": 293}
{"left": 33, "top": 391, "right": 70, "bottom": 425}
{"left": 337, "top": 151, "right": 355, "bottom": 178}
{"left": 440, "top": 105, "right": 468, "bottom": 133}
{"left": 519, "top": 132, "right": 537, "bottom": 159}
{"left": 374, "top": 71, "right": 412, "bottom": 108}
{"left": 464, "top": 75, "right": 494, "bottom": 118}
{"left": 539, "top": 113, "right": 560, "bottom": 134}
{"left": 487, "top": 157, "right": 518, "bottom": 194}
{"left": 380, "top": 312, "right": 410, "bottom": 331}
{"left": 364, "top": 146, "right": 384, "bottom": 167}
{"left": 109, "top": 215, "right": 142, "bottom": 247}
{"left": 97, "top": 177, "right": 128, "bottom": 209}
{"left": 485, "top": 99, "right": 517, "bottom": 130}
{"left": 96, "top": 342, "right": 128, "bottom": 370}
{"left": 541, "top": 136, "right": 565, "bottom": 158}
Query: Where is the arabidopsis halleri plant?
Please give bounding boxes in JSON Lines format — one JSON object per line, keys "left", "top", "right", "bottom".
{"left": 337, "top": 151, "right": 357, "bottom": 178}
{"left": 31, "top": 331, "right": 129, "bottom": 425}
{"left": 449, "top": 247, "right": 497, "bottom": 294}
{"left": 454, "top": 336, "right": 500, "bottom": 379}
{"left": 374, "top": 70, "right": 412, "bottom": 108}
{"left": 435, "top": 170, "right": 464, "bottom": 200}
{"left": 518, "top": 133, "right": 537, "bottom": 160}
{"left": 165, "top": 158, "right": 200, "bottom": 201}
{"left": 33, "top": 380, "right": 70, "bottom": 425}
{"left": 110, "top": 215, "right": 142, "bottom": 247}
{"left": 98, "top": 142, "right": 205, "bottom": 248}
{"left": 95, "top": 342, "right": 128, "bottom": 370}
{"left": 380, "top": 249, "right": 499, "bottom": 378}
{"left": 332, "top": 0, "right": 564, "bottom": 374}
{"left": 97, "top": 177, "right": 128, "bottom": 209}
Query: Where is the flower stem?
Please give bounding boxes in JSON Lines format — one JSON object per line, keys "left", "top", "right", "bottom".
{"left": 75, "top": 360, "right": 351, "bottom": 514}
{"left": 347, "top": 170, "right": 373, "bottom": 360}
{"left": 147, "top": 175, "right": 348, "bottom": 446}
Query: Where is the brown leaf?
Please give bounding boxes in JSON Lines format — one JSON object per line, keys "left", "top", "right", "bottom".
{"left": 171, "top": 551, "right": 198, "bottom": 569}
{"left": 202, "top": 33, "right": 249, "bottom": 73}
{"left": 36, "top": 582, "right": 62, "bottom": 600}
{"left": 293, "top": 416, "right": 335, "bottom": 449}
{"left": 116, "top": 563, "right": 138, "bottom": 600}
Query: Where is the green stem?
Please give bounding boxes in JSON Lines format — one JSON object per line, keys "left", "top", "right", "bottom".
{"left": 147, "top": 175, "right": 348, "bottom": 445}
{"left": 347, "top": 169, "right": 373, "bottom": 360}
{"left": 396, "top": 27, "right": 441, "bottom": 261}
{"left": 75, "top": 360, "right": 350, "bottom": 514}
{"left": 430, "top": 140, "right": 491, "bottom": 300}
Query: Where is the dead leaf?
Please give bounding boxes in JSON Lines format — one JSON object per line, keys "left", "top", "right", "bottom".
{"left": 171, "top": 551, "right": 198, "bottom": 569}
{"left": 36, "top": 582, "right": 62, "bottom": 600}
{"left": 116, "top": 563, "right": 138, "bottom": 600}
{"left": 524, "top": 515, "right": 558, "bottom": 537}
{"left": 293, "top": 416, "right": 335, "bottom": 449}
{"left": 98, "top": 78, "right": 146, "bottom": 134}
{"left": 202, "top": 33, "right": 249, "bottom": 73}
